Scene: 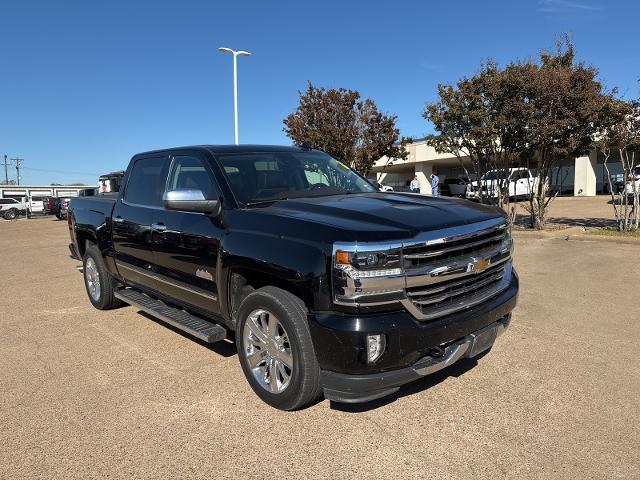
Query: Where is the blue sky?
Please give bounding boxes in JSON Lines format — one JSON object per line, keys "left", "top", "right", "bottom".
{"left": 1, "top": 0, "right": 638, "bottom": 185}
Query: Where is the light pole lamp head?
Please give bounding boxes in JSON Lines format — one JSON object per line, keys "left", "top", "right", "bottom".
{"left": 218, "top": 47, "right": 252, "bottom": 57}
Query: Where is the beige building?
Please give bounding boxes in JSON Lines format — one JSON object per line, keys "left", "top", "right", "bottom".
{"left": 371, "top": 138, "right": 615, "bottom": 196}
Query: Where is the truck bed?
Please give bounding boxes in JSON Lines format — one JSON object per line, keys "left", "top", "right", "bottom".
{"left": 69, "top": 195, "right": 117, "bottom": 255}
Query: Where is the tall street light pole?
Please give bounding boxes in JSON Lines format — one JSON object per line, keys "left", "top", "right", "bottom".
{"left": 218, "top": 47, "right": 252, "bottom": 145}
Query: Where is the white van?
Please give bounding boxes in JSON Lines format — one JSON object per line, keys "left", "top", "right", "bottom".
{"left": 466, "top": 168, "right": 537, "bottom": 201}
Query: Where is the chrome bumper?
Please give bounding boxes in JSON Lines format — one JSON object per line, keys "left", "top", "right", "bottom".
{"left": 321, "top": 315, "right": 511, "bottom": 403}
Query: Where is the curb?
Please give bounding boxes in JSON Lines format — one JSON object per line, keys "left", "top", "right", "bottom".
{"left": 565, "top": 233, "right": 640, "bottom": 246}
{"left": 513, "top": 228, "right": 640, "bottom": 245}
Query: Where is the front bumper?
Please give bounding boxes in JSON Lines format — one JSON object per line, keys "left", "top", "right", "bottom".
{"left": 309, "top": 271, "right": 518, "bottom": 403}
{"left": 322, "top": 316, "right": 510, "bottom": 403}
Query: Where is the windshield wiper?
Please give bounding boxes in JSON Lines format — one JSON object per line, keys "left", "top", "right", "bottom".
{"left": 244, "top": 190, "right": 362, "bottom": 207}
{"left": 244, "top": 197, "right": 288, "bottom": 207}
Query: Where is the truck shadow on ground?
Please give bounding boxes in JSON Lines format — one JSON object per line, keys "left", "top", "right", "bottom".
{"left": 330, "top": 352, "right": 490, "bottom": 413}
{"left": 135, "top": 310, "right": 490, "bottom": 410}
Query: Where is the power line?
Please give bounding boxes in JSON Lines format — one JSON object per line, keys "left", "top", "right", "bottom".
{"left": 21, "top": 166, "right": 101, "bottom": 176}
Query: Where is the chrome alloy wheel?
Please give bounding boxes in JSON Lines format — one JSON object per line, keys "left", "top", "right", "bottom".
{"left": 242, "top": 309, "right": 293, "bottom": 394}
{"left": 85, "top": 257, "right": 101, "bottom": 301}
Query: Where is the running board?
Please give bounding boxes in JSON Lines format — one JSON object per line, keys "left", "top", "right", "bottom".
{"left": 114, "top": 288, "right": 227, "bottom": 343}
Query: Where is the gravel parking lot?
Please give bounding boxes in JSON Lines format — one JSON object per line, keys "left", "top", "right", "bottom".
{"left": 1, "top": 218, "right": 638, "bottom": 479}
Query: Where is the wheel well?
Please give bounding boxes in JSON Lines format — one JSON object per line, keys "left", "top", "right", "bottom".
{"left": 229, "top": 270, "right": 306, "bottom": 327}
{"left": 75, "top": 233, "right": 95, "bottom": 258}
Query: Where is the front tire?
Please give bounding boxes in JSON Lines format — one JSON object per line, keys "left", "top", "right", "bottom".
{"left": 83, "top": 243, "right": 123, "bottom": 310}
{"left": 236, "top": 286, "right": 322, "bottom": 410}
{"left": 4, "top": 208, "right": 17, "bottom": 220}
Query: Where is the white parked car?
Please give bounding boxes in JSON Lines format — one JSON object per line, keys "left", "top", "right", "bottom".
{"left": 466, "top": 168, "right": 537, "bottom": 201}
{"left": 623, "top": 166, "right": 640, "bottom": 198}
{"left": 0, "top": 198, "right": 28, "bottom": 220}
{"left": 370, "top": 180, "right": 394, "bottom": 192}
{"left": 27, "top": 196, "right": 45, "bottom": 214}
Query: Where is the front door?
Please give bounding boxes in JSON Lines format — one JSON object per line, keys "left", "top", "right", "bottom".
{"left": 149, "top": 152, "right": 224, "bottom": 315}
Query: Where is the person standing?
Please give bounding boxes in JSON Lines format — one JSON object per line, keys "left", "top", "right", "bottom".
{"left": 410, "top": 175, "right": 421, "bottom": 193}
{"left": 430, "top": 172, "right": 440, "bottom": 196}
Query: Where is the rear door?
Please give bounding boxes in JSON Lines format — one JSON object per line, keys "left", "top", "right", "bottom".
{"left": 149, "top": 152, "right": 224, "bottom": 315}
{"left": 112, "top": 154, "right": 168, "bottom": 291}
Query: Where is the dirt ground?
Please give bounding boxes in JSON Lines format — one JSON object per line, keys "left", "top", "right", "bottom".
{"left": 1, "top": 217, "right": 638, "bottom": 479}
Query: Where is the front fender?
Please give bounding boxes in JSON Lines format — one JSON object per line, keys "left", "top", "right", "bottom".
{"left": 219, "top": 230, "right": 332, "bottom": 320}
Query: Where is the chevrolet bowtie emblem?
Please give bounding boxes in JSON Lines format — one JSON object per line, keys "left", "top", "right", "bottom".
{"left": 467, "top": 258, "right": 490, "bottom": 273}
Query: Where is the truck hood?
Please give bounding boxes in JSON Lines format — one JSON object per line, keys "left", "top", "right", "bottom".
{"left": 240, "top": 192, "right": 504, "bottom": 242}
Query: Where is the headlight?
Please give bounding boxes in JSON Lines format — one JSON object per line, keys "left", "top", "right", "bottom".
{"left": 334, "top": 249, "right": 401, "bottom": 277}
{"left": 501, "top": 219, "right": 513, "bottom": 253}
{"left": 332, "top": 242, "right": 405, "bottom": 306}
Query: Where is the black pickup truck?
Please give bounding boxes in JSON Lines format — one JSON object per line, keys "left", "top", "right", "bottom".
{"left": 68, "top": 145, "right": 518, "bottom": 410}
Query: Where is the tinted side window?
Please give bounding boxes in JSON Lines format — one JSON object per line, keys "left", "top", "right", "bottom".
{"left": 166, "top": 155, "right": 217, "bottom": 199}
{"left": 124, "top": 157, "right": 166, "bottom": 206}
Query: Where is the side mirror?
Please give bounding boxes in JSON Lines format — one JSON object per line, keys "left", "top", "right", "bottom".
{"left": 163, "top": 189, "right": 222, "bottom": 216}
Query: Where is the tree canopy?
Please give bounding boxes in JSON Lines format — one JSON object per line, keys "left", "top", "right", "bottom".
{"left": 424, "top": 37, "right": 613, "bottom": 229}
{"left": 283, "top": 82, "right": 409, "bottom": 176}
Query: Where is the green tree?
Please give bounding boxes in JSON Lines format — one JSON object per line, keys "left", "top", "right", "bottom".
{"left": 424, "top": 61, "right": 531, "bottom": 209}
{"left": 424, "top": 36, "right": 611, "bottom": 230}
{"left": 595, "top": 98, "right": 640, "bottom": 231}
{"left": 283, "top": 82, "right": 409, "bottom": 176}
{"left": 518, "top": 37, "right": 609, "bottom": 229}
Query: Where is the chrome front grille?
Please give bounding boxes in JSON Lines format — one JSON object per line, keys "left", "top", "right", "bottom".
{"left": 403, "top": 227, "right": 507, "bottom": 269}
{"left": 401, "top": 219, "right": 512, "bottom": 320}
{"left": 331, "top": 217, "right": 513, "bottom": 320}
{"left": 405, "top": 263, "right": 507, "bottom": 320}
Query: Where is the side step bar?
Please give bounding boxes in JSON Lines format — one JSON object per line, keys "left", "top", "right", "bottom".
{"left": 114, "top": 288, "right": 227, "bottom": 343}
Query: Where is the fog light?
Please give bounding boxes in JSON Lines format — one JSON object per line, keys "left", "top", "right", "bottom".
{"left": 367, "top": 334, "right": 386, "bottom": 364}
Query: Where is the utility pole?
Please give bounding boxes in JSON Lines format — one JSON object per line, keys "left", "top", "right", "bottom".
{"left": 2, "top": 155, "right": 8, "bottom": 184}
{"left": 12, "top": 158, "right": 24, "bottom": 185}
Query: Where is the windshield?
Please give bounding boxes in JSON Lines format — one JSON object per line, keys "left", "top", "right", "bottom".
{"left": 216, "top": 151, "right": 376, "bottom": 205}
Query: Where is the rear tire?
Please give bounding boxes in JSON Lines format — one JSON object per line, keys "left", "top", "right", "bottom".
{"left": 83, "top": 243, "right": 123, "bottom": 310}
{"left": 236, "top": 286, "right": 322, "bottom": 410}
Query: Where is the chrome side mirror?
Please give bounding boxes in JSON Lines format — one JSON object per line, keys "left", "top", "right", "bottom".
{"left": 162, "top": 189, "right": 222, "bottom": 215}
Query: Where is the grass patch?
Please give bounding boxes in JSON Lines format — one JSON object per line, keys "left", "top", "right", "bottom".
{"left": 587, "top": 227, "right": 640, "bottom": 237}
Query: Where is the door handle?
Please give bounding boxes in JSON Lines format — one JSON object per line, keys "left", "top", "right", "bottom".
{"left": 113, "top": 216, "right": 124, "bottom": 224}
{"left": 151, "top": 222, "right": 167, "bottom": 232}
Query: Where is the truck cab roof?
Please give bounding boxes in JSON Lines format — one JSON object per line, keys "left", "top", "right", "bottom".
{"left": 136, "top": 145, "right": 312, "bottom": 157}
